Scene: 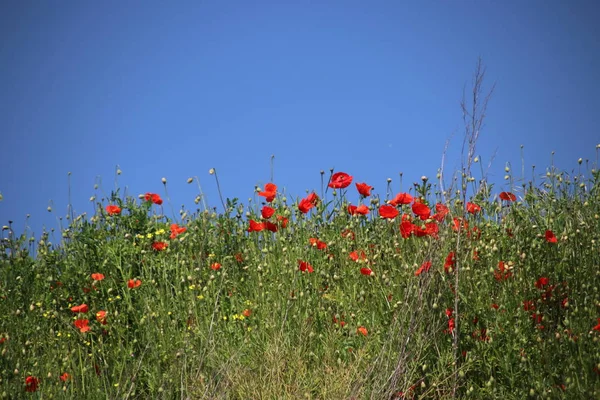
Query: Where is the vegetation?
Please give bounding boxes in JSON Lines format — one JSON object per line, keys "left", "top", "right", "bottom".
{"left": 2, "top": 65, "right": 600, "bottom": 398}
{"left": 2, "top": 149, "right": 600, "bottom": 399}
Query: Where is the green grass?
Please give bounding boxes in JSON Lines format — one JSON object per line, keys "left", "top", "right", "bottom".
{"left": 1, "top": 158, "right": 600, "bottom": 399}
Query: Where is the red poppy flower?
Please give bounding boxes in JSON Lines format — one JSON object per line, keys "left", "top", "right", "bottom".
{"left": 71, "top": 304, "right": 89, "bottom": 313}
{"left": 494, "top": 261, "right": 513, "bottom": 281}
{"left": 593, "top": 318, "right": 600, "bottom": 332}
{"left": 242, "top": 309, "right": 252, "bottom": 318}
{"left": 91, "top": 273, "right": 105, "bottom": 281}
{"left": 298, "top": 260, "right": 314, "bottom": 273}
{"left": 105, "top": 205, "right": 121, "bottom": 215}
{"left": 432, "top": 203, "right": 449, "bottom": 221}
{"left": 248, "top": 219, "right": 265, "bottom": 232}
{"left": 444, "top": 252, "right": 456, "bottom": 273}
{"left": 389, "top": 192, "right": 413, "bottom": 206}
{"left": 298, "top": 197, "right": 315, "bottom": 214}
{"left": 413, "top": 225, "right": 428, "bottom": 237}
{"left": 60, "top": 372, "right": 70, "bottom": 382}
{"left": 545, "top": 230, "right": 557, "bottom": 243}
{"left": 145, "top": 193, "right": 163, "bottom": 205}
{"left": 74, "top": 319, "right": 91, "bottom": 333}
{"left": 127, "top": 278, "right": 142, "bottom": 289}
{"left": 211, "top": 262, "right": 221, "bottom": 271}
{"left": 415, "top": 261, "right": 432, "bottom": 276}
{"left": 264, "top": 221, "right": 278, "bottom": 232}
{"left": 424, "top": 222, "right": 439, "bottom": 238}
{"left": 379, "top": 204, "right": 399, "bottom": 219}
{"left": 499, "top": 192, "right": 516, "bottom": 201}
{"left": 348, "top": 204, "right": 369, "bottom": 216}
{"left": 355, "top": 182, "right": 373, "bottom": 197}
{"left": 400, "top": 220, "right": 414, "bottom": 239}
{"left": 306, "top": 192, "right": 319, "bottom": 205}
{"left": 152, "top": 241, "right": 168, "bottom": 251}
{"left": 360, "top": 267, "right": 374, "bottom": 276}
{"left": 445, "top": 308, "right": 454, "bottom": 317}
{"left": 357, "top": 326, "right": 368, "bottom": 336}
{"left": 276, "top": 215, "right": 289, "bottom": 228}
{"left": 411, "top": 201, "right": 431, "bottom": 220}
{"left": 96, "top": 310, "right": 107, "bottom": 325}
{"left": 435, "top": 203, "right": 449, "bottom": 217}
{"left": 466, "top": 202, "right": 481, "bottom": 214}
{"left": 452, "top": 217, "right": 469, "bottom": 232}
{"left": 170, "top": 223, "right": 187, "bottom": 239}
{"left": 25, "top": 376, "right": 40, "bottom": 392}
{"left": 328, "top": 172, "right": 353, "bottom": 189}
{"left": 349, "top": 250, "right": 367, "bottom": 262}
{"left": 261, "top": 206, "right": 275, "bottom": 219}
{"left": 258, "top": 183, "right": 277, "bottom": 202}
{"left": 535, "top": 277, "right": 549, "bottom": 289}
{"left": 309, "top": 238, "right": 327, "bottom": 250}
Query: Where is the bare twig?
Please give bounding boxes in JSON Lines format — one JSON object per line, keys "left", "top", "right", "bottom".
{"left": 453, "top": 57, "right": 495, "bottom": 398}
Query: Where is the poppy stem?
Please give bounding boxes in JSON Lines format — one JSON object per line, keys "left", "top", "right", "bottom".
{"left": 212, "top": 169, "right": 227, "bottom": 212}
{"left": 270, "top": 154, "right": 275, "bottom": 183}
{"left": 193, "top": 176, "right": 208, "bottom": 212}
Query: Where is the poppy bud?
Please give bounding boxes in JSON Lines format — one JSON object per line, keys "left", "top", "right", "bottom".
{"left": 187, "top": 177, "right": 194, "bottom": 184}
{"left": 161, "top": 177, "right": 167, "bottom": 184}
{"left": 209, "top": 168, "right": 215, "bottom": 175}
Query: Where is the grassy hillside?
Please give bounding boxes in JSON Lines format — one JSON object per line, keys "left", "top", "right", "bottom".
{"left": 1, "top": 159, "right": 600, "bottom": 399}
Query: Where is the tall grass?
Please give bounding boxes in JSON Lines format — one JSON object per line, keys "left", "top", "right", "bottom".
{"left": 1, "top": 150, "right": 600, "bottom": 399}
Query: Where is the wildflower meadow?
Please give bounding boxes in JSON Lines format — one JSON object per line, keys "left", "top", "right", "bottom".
{"left": 2, "top": 148, "right": 600, "bottom": 399}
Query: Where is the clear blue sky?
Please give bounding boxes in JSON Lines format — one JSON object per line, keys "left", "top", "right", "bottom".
{"left": 1, "top": 1, "right": 599, "bottom": 239}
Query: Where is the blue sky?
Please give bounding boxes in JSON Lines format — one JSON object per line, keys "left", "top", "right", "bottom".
{"left": 1, "top": 1, "right": 599, "bottom": 239}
